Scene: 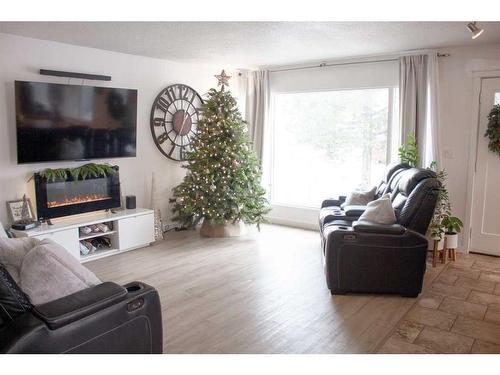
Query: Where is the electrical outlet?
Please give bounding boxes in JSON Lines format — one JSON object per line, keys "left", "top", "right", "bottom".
{"left": 443, "top": 149, "right": 454, "bottom": 159}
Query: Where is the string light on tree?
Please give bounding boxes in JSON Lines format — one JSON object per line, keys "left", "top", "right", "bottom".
{"left": 170, "top": 70, "right": 270, "bottom": 230}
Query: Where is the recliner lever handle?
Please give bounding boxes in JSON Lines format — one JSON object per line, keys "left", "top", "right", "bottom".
{"left": 127, "top": 297, "right": 145, "bottom": 312}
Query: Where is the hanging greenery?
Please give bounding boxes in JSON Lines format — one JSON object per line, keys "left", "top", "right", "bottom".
{"left": 37, "top": 163, "right": 117, "bottom": 182}
{"left": 485, "top": 104, "right": 500, "bottom": 156}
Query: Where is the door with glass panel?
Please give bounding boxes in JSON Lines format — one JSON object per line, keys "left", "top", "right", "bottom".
{"left": 470, "top": 77, "right": 500, "bottom": 255}
{"left": 268, "top": 88, "right": 399, "bottom": 209}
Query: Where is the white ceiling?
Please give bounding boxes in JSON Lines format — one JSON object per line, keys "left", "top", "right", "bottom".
{"left": 1, "top": 22, "right": 500, "bottom": 68}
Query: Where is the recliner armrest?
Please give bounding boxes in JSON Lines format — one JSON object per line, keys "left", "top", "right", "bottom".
{"left": 321, "top": 196, "right": 346, "bottom": 208}
{"left": 343, "top": 205, "right": 367, "bottom": 216}
{"left": 34, "top": 282, "right": 128, "bottom": 330}
{"left": 352, "top": 220, "right": 406, "bottom": 235}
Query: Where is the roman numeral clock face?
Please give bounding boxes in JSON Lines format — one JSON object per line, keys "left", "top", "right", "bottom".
{"left": 150, "top": 84, "right": 203, "bottom": 161}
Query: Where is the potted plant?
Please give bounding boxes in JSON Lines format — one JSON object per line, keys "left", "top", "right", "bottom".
{"left": 442, "top": 216, "right": 463, "bottom": 249}
{"left": 428, "top": 222, "right": 445, "bottom": 250}
{"left": 427, "top": 162, "right": 451, "bottom": 251}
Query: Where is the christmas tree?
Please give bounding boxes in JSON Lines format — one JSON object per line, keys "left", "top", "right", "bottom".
{"left": 170, "top": 71, "right": 270, "bottom": 229}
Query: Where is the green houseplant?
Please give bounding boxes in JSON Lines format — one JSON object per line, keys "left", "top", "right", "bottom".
{"left": 426, "top": 163, "right": 464, "bottom": 253}
{"left": 427, "top": 162, "right": 450, "bottom": 251}
{"left": 398, "top": 135, "right": 464, "bottom": 253}
{"left": 442, "top": 216, "right": 463, "bottom": 249}
{"left": 398, "top": 133, "right": 419, "bottom": 167}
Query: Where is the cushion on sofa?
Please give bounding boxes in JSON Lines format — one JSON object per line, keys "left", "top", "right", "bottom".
{"left": 19, "top": 240, "right": 101, "bottom": 305}
{"left": 357, "top": 194, "right": 397, "bottom": 225}
{"left": 0, "top": 237, "right": 41, "bottom": 284}
{"left": 0, "top": 222, "right": 8, "bottom": 238}
{"left": 0, "top": 263, "right": 33, "bottom": 328}
{"left": 344, "top": 186, "right": 376, "bottom": 206}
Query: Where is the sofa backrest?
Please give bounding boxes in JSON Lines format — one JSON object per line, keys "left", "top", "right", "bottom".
{"left": 390, "top": 168, "right": 440, "bottom": 234}
{"left": 375, "top": 163, "right": 410, "bottom": 199}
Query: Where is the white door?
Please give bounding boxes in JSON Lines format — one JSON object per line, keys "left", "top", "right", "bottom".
{"left": 470, "top": 77, "right": 500, "bottom": 255}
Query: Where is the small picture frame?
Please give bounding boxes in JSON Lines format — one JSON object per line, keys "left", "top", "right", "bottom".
{"left": 6, "top": 198, "right": 35, "bottom": 223}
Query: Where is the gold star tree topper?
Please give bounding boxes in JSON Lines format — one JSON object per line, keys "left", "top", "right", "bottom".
{"left": 215, "top": 70, "right": 231, "bottom": 90}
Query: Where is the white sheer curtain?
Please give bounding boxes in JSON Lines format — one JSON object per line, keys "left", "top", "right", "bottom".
{"left": 399, "top": 53, "right": 440, "bottom": 168}
{"left": 241, "top": 70, "right": 270, "bottom": 160}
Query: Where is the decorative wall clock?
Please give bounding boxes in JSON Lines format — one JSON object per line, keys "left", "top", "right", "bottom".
{"left": 150, "top": 84, "right": 203, "bottom": 161}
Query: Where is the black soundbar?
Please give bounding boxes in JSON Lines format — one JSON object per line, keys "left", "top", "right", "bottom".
{"left": 39, "top": 69, "right": 111, "bottom": 81}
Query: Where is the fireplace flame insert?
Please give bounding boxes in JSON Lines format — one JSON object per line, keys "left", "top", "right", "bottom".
{"left": 34, "top": 166, "right": 121, "bottom": 220}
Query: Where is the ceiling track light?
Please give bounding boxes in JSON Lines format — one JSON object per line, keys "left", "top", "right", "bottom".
{"left": 467, "top": 22, "right": 484, "bottom": 39}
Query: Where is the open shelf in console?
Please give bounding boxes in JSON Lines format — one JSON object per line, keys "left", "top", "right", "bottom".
{"left": 79, "top": 230, "right": 118, "bottom": 241}
{"left": 79, "top": 220, "right": 118, "bottom": 259}
{"left": 11, "top": 208, "right": 155, "bottom": 263}
{"left": 80, "top": 248, "right": 119, "bottom": 263}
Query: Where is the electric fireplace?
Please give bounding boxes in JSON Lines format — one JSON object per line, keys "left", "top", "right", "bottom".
{"left": 34, "top": 166, "right": 121, "bottom": 220}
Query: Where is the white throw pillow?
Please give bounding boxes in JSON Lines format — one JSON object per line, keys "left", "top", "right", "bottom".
{"left": 344, "top": 186, "right": 377, "bottom": 206}
{"left": 357, "top": 193, "right": 397, "bottom": 225}
{"left": 19, "top": 239, "right": 101, "bottom": 305}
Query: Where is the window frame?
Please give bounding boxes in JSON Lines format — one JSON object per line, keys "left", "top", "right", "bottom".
{"left": 264, "top": 85, "right": 400, "bottom": 209}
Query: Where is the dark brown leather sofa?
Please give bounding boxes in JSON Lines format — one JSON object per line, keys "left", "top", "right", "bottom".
{"left": 0, "top": 278, "right": 163, "bottom": 354}
{"left": 319, "top": 163, "right": 409, "bottom": 234}
{"left": 319, "top": 167, "right": 440, "bottom": 297}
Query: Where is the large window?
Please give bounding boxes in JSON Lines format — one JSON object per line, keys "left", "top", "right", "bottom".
{"left": 267, "top": 87, "right": 399, "bottom": 209}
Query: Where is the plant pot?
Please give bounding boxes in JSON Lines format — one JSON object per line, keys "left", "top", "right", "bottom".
{"left": 445, "top": 233, "right": 459, "bottom": 249}
{"left": 427, "top": 236, "right": 444, "bottom": 251}
{"left": 200, "top": 219, "right": 247, "bottom": 238}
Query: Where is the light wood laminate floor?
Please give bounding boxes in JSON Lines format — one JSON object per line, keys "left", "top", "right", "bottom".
{"left": 86, "top": 224, "right": 495, "bottom": 353}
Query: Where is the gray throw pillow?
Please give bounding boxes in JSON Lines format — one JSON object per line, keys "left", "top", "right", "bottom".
{"left": 0, "top": 237, "right": 41, "bottom": 284}
{"left": 0, "top": 222, "right": 7, "bottom": 238}
{"left": 357, "top": 193, "right": 396, "bottom": 225}
{"left": 19, "top": 239, "right": 101, "bottom": 305}
{"left": 344, "top": 186, "right": 377, "bottom": 206}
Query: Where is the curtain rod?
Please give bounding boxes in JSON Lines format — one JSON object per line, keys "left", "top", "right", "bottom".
{"left": 268, "top": 53, "right": 450, "bottom": 74}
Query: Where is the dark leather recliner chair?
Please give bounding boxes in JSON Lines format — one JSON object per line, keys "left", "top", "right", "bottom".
{"left": 0, "top": 278, "right": 163, "bottom": 354}
{"left": 319, "top": 163, "right": 409, "bottom": 234}
{"left": 320, "top": 168, "right": 440, "bottom": 297}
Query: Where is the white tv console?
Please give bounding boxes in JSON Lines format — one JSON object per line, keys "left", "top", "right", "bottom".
{"left": 11, "top": 208, "right": 155, "bottom": 263}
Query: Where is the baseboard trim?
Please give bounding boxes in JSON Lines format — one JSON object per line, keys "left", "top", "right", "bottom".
{"left": 266, "top": 217, "right": 318, "bottom": 231}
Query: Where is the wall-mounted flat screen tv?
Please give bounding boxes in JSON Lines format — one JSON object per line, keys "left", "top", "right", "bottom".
{"left": 15, "top": 81, "right": 137, "bottom": 163}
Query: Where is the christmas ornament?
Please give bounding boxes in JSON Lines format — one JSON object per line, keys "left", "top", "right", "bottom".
{"left": 214, "top": 70, "right": 231, "bottom": 90}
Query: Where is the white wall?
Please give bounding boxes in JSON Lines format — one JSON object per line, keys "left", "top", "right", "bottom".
{"left": 0, "top": 33, "right": 238, "bottom": 225}
{"left": 437, "top": 43, "right": 500, "bottom": 247}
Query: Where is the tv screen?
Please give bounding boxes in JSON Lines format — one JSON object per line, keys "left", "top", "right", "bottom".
{"left": 15, "top": 81, "right": 137, "bottom": 163}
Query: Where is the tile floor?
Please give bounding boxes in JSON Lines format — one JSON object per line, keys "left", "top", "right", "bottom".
{"left": 378, "top": 252, "right": 500, "bottom": 353}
